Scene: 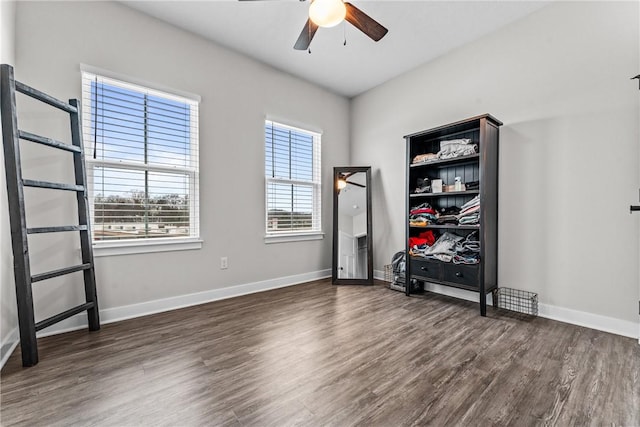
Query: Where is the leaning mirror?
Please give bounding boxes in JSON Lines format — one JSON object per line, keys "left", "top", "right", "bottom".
{"left": 332, "top": 166, "right": 373, "bottom": 285}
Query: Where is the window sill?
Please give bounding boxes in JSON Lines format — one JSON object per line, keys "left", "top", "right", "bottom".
{"left": 93, "top": 237, "right": 203, "bottom": 257}
{"left": 264, "top": 232, "right": 324, "bottom": 244}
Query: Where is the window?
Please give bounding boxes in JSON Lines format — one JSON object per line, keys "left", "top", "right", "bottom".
{"left": 81, "top": 70, "right": 200, "bottom": 253}
{"left": 265, "top": 120, "right": 321, "bottom": 241}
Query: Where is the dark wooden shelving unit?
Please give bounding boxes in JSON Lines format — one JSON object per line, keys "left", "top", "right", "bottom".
{"left": 404, "top": 114, "right": 501, "bottom": 316}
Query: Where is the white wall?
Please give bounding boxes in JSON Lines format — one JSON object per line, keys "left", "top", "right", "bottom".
{"left": 0, "top": 0, "right": 18, "bottom": 362}
{"left": 338, "top": 213, "right": 354, "bottom": 236}
{"left": 353, "top": 212, "right": 366, "bottom": 237}
{"left": 351, "top": 1, "right": 640, "bottom": 325}
{"left": 5, "top": 1, "right": 349, "bottom": 337}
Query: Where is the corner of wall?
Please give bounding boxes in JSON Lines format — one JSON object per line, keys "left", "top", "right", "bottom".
{"left": 347, "top": 95, "right": 355, "bottom": 166}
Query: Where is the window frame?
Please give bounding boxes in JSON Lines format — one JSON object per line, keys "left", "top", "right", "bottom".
{"left": 80, "top": 65, "right": 202, "bottom": 256}
{"left": 264, "top": 120, "right": 323, "bottom": 244}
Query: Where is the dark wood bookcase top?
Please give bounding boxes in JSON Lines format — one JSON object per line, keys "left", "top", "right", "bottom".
{"left": 404, "top": 114, "right": 501, "bottom": 316}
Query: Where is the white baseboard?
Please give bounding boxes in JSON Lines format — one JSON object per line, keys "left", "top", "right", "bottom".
{"left": 538, "top": 303, "right": 638, "bottom": 340}
{"left": 373, "top": 268, "right": 640, "bottom": 341}
{"left": 0, "top": 327, "right": 19, "bottom": 368}
{"left": 0, "top": 269, "right": 330, "bottom": 369}
{"left": 37, "top": 268, "right": 332, "bottom": 338}
{"left": 423, "top": 283, "right": 638, "bottom": 339}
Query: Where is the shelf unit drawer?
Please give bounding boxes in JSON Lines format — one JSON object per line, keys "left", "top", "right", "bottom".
{"left": 410, "top": 258, "right": 441, "bottom": 280}
{"left": 442, "top": 264, "right": 479, "bottom": 288}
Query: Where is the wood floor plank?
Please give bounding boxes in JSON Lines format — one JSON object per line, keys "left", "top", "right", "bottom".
{"left": 1, "top": 279, "right": 638, "bottom": 426}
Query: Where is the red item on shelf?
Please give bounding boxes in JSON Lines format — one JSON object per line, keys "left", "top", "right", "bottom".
{"left": 409, "top": 208, "right": 436, "bottom": 215}
{"left": 408, "top": 230, "right": 436, "bottom": 247}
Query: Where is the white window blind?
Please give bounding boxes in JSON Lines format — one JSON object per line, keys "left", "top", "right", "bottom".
{"left": 81, "top": 71, "right": 199, "bottom": 243}
{"left": 265, "top": 120, "right": 321, "bottom": 235}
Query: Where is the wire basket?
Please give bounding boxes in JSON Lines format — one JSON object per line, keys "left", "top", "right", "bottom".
{"left": 383, "top": 264, "right": 393, "bottom": 282}
{"left": 494, "top": 287, "right": 538, "bottom": 316}
{"left": 385, "top": 263, "right": 408, "bottom": 292}
{"left": 389, "top": 283, "right": 406, "bottom": 292}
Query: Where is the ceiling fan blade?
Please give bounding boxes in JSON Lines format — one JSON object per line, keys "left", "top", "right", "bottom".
{"left": 344, "top": 2, "right": 388, "bottom": 42}
{"left": 346, "top": 181, "right": 366, "bottom": 188}
{"left": 294, "top": 19, "right": 319, "bottom": 50}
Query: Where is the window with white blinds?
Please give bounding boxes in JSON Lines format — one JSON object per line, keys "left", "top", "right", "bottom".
{"left": 81, "top": 71, "right": 199, "bottom": 244}
{"left": 265, "top": 120, "right": 321, "bottom": 236}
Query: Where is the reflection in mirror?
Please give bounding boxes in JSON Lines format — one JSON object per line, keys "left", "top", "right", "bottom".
{"left": 333, "top": 167, "right": 372, "bottom": 285}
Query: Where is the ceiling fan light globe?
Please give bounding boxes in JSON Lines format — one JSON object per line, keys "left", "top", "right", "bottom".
{"left": 309, "top": 0, "right": 346, "bottom": 28}
{"left": 337, "top": 179, "right": 347, "bottom": 190}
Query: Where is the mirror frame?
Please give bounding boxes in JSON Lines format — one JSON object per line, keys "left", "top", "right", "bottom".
{"left": 332, "top": 166, "right": 373, "bottom": 285}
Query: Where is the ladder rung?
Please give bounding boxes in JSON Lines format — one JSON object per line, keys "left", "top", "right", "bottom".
{"left": 15, "top": 81, "right": 78, "bottom": 114}
{"left": 27, "top": 225, "right": 88, "bottom": 234}
{"left": 18, "top": 130, "right": 81, "bottom": 153}
{"left": 35, "top": 302, "right": 95, "bottom": 331}
{"left": 31, "top": 263, "right": 91, "bottom": 283}
{"left": 23, "top": 179, "right": 84, "bottom": 192}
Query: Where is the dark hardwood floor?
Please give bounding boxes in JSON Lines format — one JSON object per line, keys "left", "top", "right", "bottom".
{"left": 1, "top": 280, "right": 639, "bottom": 426}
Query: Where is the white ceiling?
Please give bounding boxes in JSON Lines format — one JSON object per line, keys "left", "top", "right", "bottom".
{"left": 338, "top": 171, "right": 367, "bottom": 217}
{"left": 122, "top": 1, "right": 549, "bottom": 98}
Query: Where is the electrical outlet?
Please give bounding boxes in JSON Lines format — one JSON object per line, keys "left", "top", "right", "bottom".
{"left": 220, "top": 257, "right": 228, "bottom": 270}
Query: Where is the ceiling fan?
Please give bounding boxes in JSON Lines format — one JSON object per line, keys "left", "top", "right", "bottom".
{"left": 337, "top": 172, "right": 366, "bottom": 191}
{"left": 239, "top": 0, "right": 388, "bottom": 50}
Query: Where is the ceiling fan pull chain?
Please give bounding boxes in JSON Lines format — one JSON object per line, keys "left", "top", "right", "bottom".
{"left": 308, "top": 48, "right": 311, "bottom": 54}
{"left": 343, "top": 21, "right": 347, "bottom": 46}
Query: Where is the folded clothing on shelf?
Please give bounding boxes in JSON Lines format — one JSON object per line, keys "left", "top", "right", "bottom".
{"left": 409, "top": 203, "right": 437, "bottom": 226}
{"left": 458, "top": 212, "right": 480, "bottom": 225}
{"left": 438, "top": 139, "right": 478, "bottom": 160}
{"left": 409, "top": 214, "right": 437, "bottom": 227}
{"left": 457, "top": 196, "right": 481, "bottom": 226}
{"left": 408, "top": 230, "right": 436, "bottom": 248}
{"left": 410, "top": 203, "right": 435, "bottom": 215}
{"left": 436, "top": 215, "right": 459, "bottom": 225}
{"left": 460, "top": 195, "right": 480, "bottom": 212}
{"left": 435, "top": 206, "right": 461, "bottom": 225}
{"left": 453, "top": 232, "right": 480, "bottom": 264}
{"left": 419, "top": 232, "right": 464, "bottom": 262}
{"left": 412, "top": 153, "right": 439, "bottom": 164}
{"left": 412, "top": 231, "right": 481, "bottom": 264}
{"left": 412, "top": 139, "right": 478, "bottom": 165}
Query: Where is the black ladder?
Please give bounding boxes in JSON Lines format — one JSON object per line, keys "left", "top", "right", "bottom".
{"left": 1, "top": 64, "right": 100, "bottom": 367}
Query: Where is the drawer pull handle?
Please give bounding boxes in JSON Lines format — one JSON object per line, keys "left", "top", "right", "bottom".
{"left": 421, "top": 266, "right": 427, "bottom": 271}
{"left": 455, "top": 272, "right": 462, "bottom": 277}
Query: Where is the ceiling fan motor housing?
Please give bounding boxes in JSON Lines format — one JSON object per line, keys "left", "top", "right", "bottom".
{"left": 309, "top": 0, "right": 347, "bottom": 28}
